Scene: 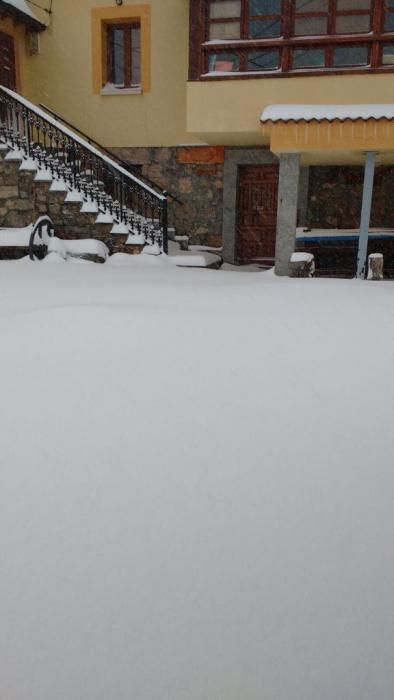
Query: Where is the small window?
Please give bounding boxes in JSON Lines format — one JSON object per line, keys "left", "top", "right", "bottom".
{"left": 106, "top": 23, "right": 141, "bottom": 89}
{"left": 247, "top": 49, "right": 280, "bottom": 70}
{"left": 249, "top": 17, "right": 281, "bottom": 37}
{"left": 335, "top": 14, "right": 370, "bottom": 33}
{"left": 210, "top": 0, "right": 241, "bottom": 18}
{"left": 209, "top": 0, "right": 241, "bottom": 39}
{"left": 382, "top": 44, "right": 394, "bottom": 65}
{"left": 384, "top": 0, "right": 394, "bottom": 32}
{"left": 210, "top": 21, "right": 241, "bottom": 40}
{"left": 294, "top": 15, "right": 328, "bottom": 35}
{"left": 293, "top": 0, "right": 328, "bottom": 37}
{"left": 208, "top": 52, "right": 240, "bottom": 71}
{"left": 292, "top": 47, "right": 326, "bottom": 68}
{"left": 333, "top": 45, "right": 369, "bottom": 66}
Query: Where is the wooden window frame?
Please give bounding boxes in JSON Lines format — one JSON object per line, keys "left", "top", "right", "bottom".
{"left": 0, "top": 30, "right": 16, "bottom": 91}
{"left": 105, "top": 21, "right": 141, "bottom": 88}
{"left": 189, "top": 0, "right": 394, "bottom": 79}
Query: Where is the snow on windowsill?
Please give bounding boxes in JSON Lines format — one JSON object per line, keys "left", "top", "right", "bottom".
{"left": 101, "top": 84, "right": 142, "bottom": 96}
{"left": 202, "top": 69, "right": 281, "bottom": 77}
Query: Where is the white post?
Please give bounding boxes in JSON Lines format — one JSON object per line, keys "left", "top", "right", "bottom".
{"left": 356, "top": 151, "right": 377, "bottom": 279}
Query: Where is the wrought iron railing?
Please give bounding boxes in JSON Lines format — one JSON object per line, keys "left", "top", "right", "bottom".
{"left": 29, "top": 215, "right": 55, "bottom": 260}
{"left": 39, "top": 102, "right": 184, "bottom": 208}
{"left": 0, "top": 86, "right": 169, "bottom": 252}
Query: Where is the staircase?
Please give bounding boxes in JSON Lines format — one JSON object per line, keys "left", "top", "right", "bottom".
{"left": 0, "top": 86, "right": 169, "bottom": 256}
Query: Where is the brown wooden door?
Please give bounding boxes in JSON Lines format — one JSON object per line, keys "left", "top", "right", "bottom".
{"left": 0, "top": 31, "right": 16, "bottom": 90}
{"left": 236, "top": 164, "right": 279, "bottom": 264}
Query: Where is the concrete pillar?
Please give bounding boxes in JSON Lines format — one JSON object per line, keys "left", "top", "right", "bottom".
{"left": 356, "top": 151, "right": 377, "bottom": 279}
{"left": 275, "top": 153, "right": 301, "bottom": 276}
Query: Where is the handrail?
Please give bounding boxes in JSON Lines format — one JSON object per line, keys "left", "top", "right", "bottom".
{"left": 29, "top": 215, "right": 55, "bottom": 260}
{"left": 0, "top": 86, "right": 169, "bottom": 252}
{"left": 39, "top": 102, "right": 184, "bottom": 206}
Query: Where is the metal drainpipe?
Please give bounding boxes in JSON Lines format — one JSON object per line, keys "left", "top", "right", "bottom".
{"left": 162, "top": 193, "right": 169, "bottom": 254}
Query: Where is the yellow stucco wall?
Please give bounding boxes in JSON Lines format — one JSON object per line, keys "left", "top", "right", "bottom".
{"left": 187, "top": 74, "right": 394, "bottom": 146}
{"left": 24, "top": 0, "right": 194, "bottom": 148}
{"left": 15, "top": 2, "right": 394, "bottom": 152}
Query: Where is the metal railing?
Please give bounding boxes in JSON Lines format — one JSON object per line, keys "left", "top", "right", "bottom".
{"left": 0, "top": 86, "right": 169, "bottom": 253}
{"left": 39, "top": 102, "right": 184, "bottom": 207}
{"left": 29, "top": 215, "right": 55, "bottom": 260}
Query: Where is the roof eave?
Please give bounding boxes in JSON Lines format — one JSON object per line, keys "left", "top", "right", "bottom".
{"left": 0, "top": 0, "right": 46, "bottom": 31}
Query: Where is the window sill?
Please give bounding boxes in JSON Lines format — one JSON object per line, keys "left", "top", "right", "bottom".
{"left": 195, "top": 65, "right": 394, "bottom": 80}
{"left": 100, "top": 86, "right": 143, "bottom": 96}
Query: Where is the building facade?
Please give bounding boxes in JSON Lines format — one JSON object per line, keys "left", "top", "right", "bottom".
{"left": 1, "top": 0, "right": 394, "bottom": 274}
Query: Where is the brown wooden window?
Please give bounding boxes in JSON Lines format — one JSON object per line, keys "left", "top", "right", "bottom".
{"left": 106, "top": 23, "right": 141, "bottom": 88}
{"left": 0, "top": 31, "right": 16, "bottom": 90}
{"left": 189, "top": 0, "right": 394, "bottom": 78}
{"left": 384, "top": 0, "right": 394, "bottom": 31}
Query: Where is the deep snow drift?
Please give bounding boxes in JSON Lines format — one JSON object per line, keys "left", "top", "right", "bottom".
{"left": 1, "top": 258, "right": 394, "bottom": 700}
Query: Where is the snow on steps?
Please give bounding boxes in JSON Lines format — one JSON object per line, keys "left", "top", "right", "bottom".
{"left": 0, "top": 143, "right": 152, "bottom": 251}
{"left": 0, "top": 143, "right": 222, "bottom": 267}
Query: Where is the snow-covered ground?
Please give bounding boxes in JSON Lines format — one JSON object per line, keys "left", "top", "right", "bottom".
{"left": 1, "top": 258, "right": 394, "bottom": 700}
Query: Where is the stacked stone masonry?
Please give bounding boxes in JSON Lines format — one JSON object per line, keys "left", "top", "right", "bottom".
{"left": 0, "top": 153, "right": 133, "bottom": 254}
{"left": 110, "top": 146, "right": 224, "bottom": 248}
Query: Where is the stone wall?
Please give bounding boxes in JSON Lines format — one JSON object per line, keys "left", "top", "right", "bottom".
{"left": 0, "top": 155, "right": 129, "bottom": 252}
{"left": 307, "top": 165, "right": 394, "bottom": 229}
{"left": 110, "top": 145, "right": 224, "bottom": 247}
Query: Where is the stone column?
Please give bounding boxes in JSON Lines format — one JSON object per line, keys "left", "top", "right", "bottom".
{"left": 275, "top": 153, "right": 301, "bottom": 276}
{"left": 356, "top": 151, "right": 377, "bottom": 279}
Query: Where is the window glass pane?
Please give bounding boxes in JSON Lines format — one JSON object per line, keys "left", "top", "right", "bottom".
{"left": 337, "top": 0, "right": 370, "bottom": 8}
{"left": 382, "top": 44, "right": 394, "bottom": 64}
{"left": 384, "top": 12, "right": 394, "bottom": 32}
{"left": 249, "top": 18, "right": 281, "bottom": 37}
{"left": 333, "top": 45, "right": 368, "bottom": 65}
{"left": 210, "top": 21, "right": 241, "bottom": 39}
{"left": 294, "top": 16, "right": 328, "bottom": 35}
{"left": 208, "top": 52, "right": 240, "bottom": 71}
{"left": 210, "top": 1, "right": 241, "bottom": 19}
{"left": 112, "top": 28, "right": 124, "bottom": 85}
{"left": 249, "top": 0, "right": 281, "bottom": 13}
{"left": 295, "top": 0, "right": 327, "bottom": 9}
{"left": 247, "top": 49, "right": 279, "bottom": 70}
{"left": 131, "top": 26, "right": 141, "bottom": 85}
{"left": 293, "top": 47, "right": 325, "bottom": 67}
{"left": 336, "top": 14, "right": 370, "bottom": 33}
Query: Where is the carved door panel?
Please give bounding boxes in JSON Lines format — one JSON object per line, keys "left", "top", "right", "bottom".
{"left": 237, "top": 164, "right": 279, "bottom": 263}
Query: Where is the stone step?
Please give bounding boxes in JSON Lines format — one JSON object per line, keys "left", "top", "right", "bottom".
{"left": 0, "top": 143, "right": 169, "bottom": 255}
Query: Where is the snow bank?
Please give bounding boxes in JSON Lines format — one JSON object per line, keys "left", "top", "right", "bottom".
{"left": 47, "top": 236, "right": 109, "bottom": 260}
{"left": 1, "top": 264, "right": 394, "bottom": 700}
{"left": 0, "top": 225, "right": 33, "bottom": 246}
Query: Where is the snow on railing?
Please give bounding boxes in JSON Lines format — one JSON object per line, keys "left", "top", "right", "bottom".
{"left": 0, "top": 86, "right": 168, "bottom": 252}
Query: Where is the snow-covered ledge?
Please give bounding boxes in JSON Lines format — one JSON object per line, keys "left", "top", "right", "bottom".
{"left": 100, "top": 84, "right": 142, "bottom": 96}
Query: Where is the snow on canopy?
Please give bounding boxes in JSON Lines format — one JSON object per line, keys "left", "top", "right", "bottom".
{"left": 261, "top": 103, "right": 394, "bottom": 123}
{"left": 1, "top": 0, "right": 38, "bottom": 21}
